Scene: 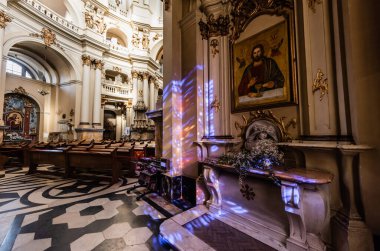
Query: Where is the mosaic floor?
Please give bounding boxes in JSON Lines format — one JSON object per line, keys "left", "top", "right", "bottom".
{"left": 0, "top": 166, "right": 173, "bottom": 251}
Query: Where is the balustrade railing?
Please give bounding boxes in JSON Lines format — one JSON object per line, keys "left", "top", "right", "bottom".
{"left": 21, "top": 0, "right": 81, "bottom": 34}
{"left": 102, "top": 81, "right": 130, "bottom": 98}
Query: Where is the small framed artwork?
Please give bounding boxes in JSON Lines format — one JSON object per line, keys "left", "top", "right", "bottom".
{"left": 231, "top": 16, "right": 298, "bottom": 113}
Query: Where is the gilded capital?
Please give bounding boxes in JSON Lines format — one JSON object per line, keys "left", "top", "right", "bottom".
{"left": 92, "top": 59, "right": 104, "bottom": 70}
{"left": 0, "top": 10, "right": 12, "bottom": 29}
{"left": 131, "top": 70, "right": 139, "bottom": 79}
{"left": 82, "top": 55, "right": 92, "bottom": 66}
{"left": 143, "top": 72, "right": 150, "bottom": 80}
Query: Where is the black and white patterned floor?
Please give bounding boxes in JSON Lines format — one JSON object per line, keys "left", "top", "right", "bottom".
{"left": 0, "top": 167, "right": 173, "bottom": 251}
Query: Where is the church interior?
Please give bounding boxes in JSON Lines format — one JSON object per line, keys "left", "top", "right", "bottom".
{"left": 0, "top": 0, "right": 379, "bottom": 250}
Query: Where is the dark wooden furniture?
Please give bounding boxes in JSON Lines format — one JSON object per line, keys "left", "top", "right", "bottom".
{"left": 0, "top": 141, "right": 30, "bottom": 168}
{"left": 127, "top": 157, "right": 168, "bottom": 200}
{"left": 67, "top": 147, "right": 120, "bottom": 183}
{"left": 27, "top": 145, "right": 71, "bottom": 175}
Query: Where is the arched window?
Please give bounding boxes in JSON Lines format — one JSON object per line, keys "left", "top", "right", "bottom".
{"left": 6, "top": 60, "right": 35, "bottom": 79}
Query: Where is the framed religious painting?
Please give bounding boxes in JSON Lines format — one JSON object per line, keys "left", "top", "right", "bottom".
{"left": 231, "top": 13, "right": 298, "bottom": 113}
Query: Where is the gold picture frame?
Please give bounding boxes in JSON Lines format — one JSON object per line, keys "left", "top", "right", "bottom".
{"left": 231, "top": 14, "right": 298, "bottom": 113}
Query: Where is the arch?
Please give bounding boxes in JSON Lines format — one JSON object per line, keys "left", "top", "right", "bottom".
{"left": 3, "top": 35, "right": 81, "bottom": 81}
{"left": 150, "top": 39, "right": 163, "bottom": 61}
{"left": 64, "top": 0, "right": 84, "bottom": 27}
{"left": 105, "top": 27, "right": 129, "bottom": 47}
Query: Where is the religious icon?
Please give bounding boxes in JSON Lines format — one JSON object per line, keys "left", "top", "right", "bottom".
{"left": 5, "top": 112, "right": 23, "bottom": 131}
{"left": 232, "top": 18, "right": 298, "bottom": 112}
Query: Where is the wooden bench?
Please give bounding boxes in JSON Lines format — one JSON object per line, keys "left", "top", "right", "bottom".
{"left": 27, "top": 145, "right": 71, "bottom": 176}
{"left": 67, "top": 147, "right": 120, "bottom": 183}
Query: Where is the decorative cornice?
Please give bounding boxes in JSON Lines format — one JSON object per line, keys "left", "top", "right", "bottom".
{"left": 0, "top": 10, "right": 12, "bottom": 29}
{"left": 81, "top": 55, "right": 92, "bottom": 66}
{"left": 199, "top": 14, "right": 230, "bottom": 40}
{"left": 230, "top": 0, "right": 293, "bottom": 41}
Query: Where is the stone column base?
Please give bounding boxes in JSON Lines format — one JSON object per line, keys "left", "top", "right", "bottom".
{"left": 75, "top": 128, "right": 104, "bottom": 141}
{"left": 332, "top": 211, "right": 374, "bottom": 251}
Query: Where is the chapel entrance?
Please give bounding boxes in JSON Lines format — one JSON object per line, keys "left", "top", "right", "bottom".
{"left": 103, "top": 110, "right": 116, "bottom": 140}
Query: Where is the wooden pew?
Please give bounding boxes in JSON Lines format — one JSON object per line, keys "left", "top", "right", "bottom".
{"left": 0, "top": 141, "right": 30, "bottom": 168}
{"left": 67, "top": 147, "right": 120, "bottom": 183}
{"left": 27, "top": 144, "right": 71, "bottom": 176}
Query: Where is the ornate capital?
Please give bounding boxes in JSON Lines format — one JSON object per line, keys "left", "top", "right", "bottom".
{"left": 0, "top": 10, "right": 12, "bottom": 29}
{"left": 149, "top": 76, "right": 157, "bottom": 84}
{"left": 131, "top": 70, "right": 139, "bottom": 79}
{"left": 230, "top": 0, "right": 293, "bottom": 41}
{"left": 143, "top": 72, "right": 150, "bottom": 80}
{"left": 81, "top": 55, "right": 92, "bottom": 66}
{"left": 308, "top": 0, "right": 322, "bottom": 13}
{"left": 199, "top": 14, "right": 230, "bottom": 40}
{"left": 92, "top": 59, "right": 104, "bottom": 70}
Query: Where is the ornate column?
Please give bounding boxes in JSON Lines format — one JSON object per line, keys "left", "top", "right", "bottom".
{"left": 137, "top": 72, "right": 143, "bottom": 101}
{"left": 199, "top": 12, "right": 231, "bottom": 140}
{"left": 0, "top": 11, "right": 11, "bottom": 127}
{"left": 131, "top": 70, "right": 139, "bottom": 125}
{"left": 92, "top": 59, "right": 104, "bottom": 127}
{"left": 149, "top": 77, "right": 155, "bottom": 111}
{"left": 143, "top": 72, "right": 150, "bottom": 107}
{"left": 79, "top": 55, "right": 92, "bottom": 126}
{"left": 154, "top": 82, "right": 159, "bottom": 110}
{"left": 0, "top": 11, "right": 11, "bottom": 144}
{"left": 332, "top": 145, "right": 374, "bottom": 251}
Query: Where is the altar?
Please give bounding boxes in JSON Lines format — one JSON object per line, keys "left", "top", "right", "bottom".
{"left": 160, "top": 110, "right": 334, "bottom": 251}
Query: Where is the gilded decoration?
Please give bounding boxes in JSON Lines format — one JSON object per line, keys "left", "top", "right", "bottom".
{"left": 308, "top": 0, "right": 322, "bottom": 13}
{"left": 92, "top": 59, "right": 104, "bottom": 70}
{"left": 84, "top": 8, "right": 107, "bottom": 34}
{"left": 234, "top": 110, "right": 296, "bottom": 141}
{"left": 143, "top": 72, "right": 150, "bottom": 80}
{"left": 142, "top": 34, "right": 150, "bottom": 49}
{"left": 81, "top": 55, "right": 92, "bottom": 66}
{"left": 30, "top": 28, "right": 63, "bottom": 50}
{"left": 12, "top": 86, "right": 28, "bottom": 95}
{"left": 210, "top": 96, "right": 221, "bottom": 113}
{"left": 131, "top": 70, "right": 139, "bottom": 79}
{"left": 37, "top": 89, "right": 49, "bottom": 96}
{"left": 210, "top": 39, "right": 219, "bottom": 57}
{"left": 230, "top": 0, "right": 293, "bottom": 41}
{"left": 199, "top": 14, "right": 230, "bottom": 40}
{"left": 113, "top": 66, "right": 122, "bottom": 72}
{"left": 84, "top": 12, "right": 95, "bottom": 29}
{"left": 132, "top": 33, "right": 140, "bottom": 48}
{"left": 0, "top": 10, "right": 12, "bottom": 29}
{"left": 312, "top": 68, "right": 328, "bottom": 101}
